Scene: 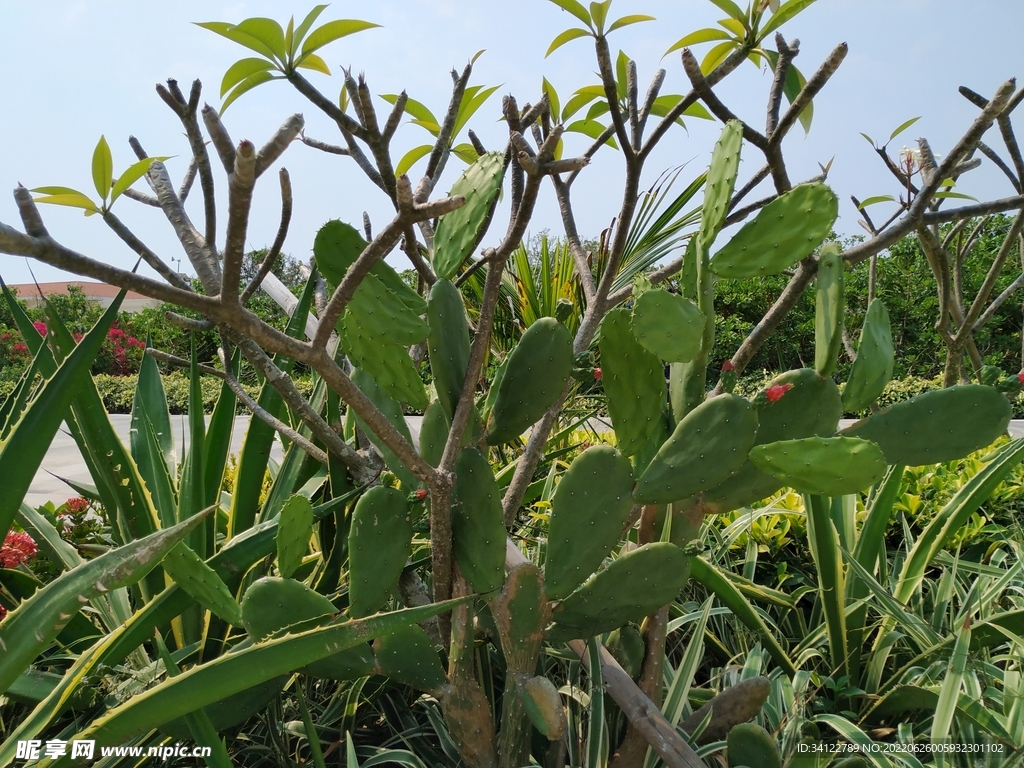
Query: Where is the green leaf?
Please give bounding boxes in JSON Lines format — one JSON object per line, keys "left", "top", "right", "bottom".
{"left": 548, "top": 0, "right": 593, "bottom": 28}
{"left": 760, "top": 0, "right": 819, "bottom": 39}
{"left": 296, "top": 52, "right": 330, "bottom": 75}
{"left": 615, "top": 49, "right": 629, "bottom": 100}
{"left": 409, "top": 118, "right": 442, "bottom": 136}
{"left": 381, "top": 94, "right": 438, "bottom": 126}
{"left": 110, "top": 156, "right": 172, "bottom": 205}
{"left": 451, "top": 143, "right": 480, "bottom": 164}
{"left": 707, "top": 0, "right": 747, "bottom": 24}
{"left": 561, "top": 88, "right": 602, "bottom": 120}
{"left": 395, "top": 145, "right": 433, "bottom": 177}
{"left": 701, "top": 40, "right": 738, "bottom": 74}
{"left": 665, "top": 27, "right": 731, "bottom": 55}
{"left": 277, "top": 495, "right": 313, "bottom": 579}
{"left": 565, "top": 119, "right": 618, "bottom": 149}
{"left": 284, "top": 16, "right": 295, "bottom": 59}
{"left": 860, "top": 132, "right": 875, "bottom": 147}
{"left": 857, "top": 195, "right": 895, "bottom": 209}
{"left": 195, "top": 21, "right": 279, "bottom": 60}
{"left": 717, "top": 17, "right": 747, "bottom": 38}
{"left": 221, "top": 71, "right": 281, "bottom": 112}
{"left": 542, "top": 77, "right": 560, "bottom": 122}
{"left": 586, "top": 100, "right": 610, "bottom": 120}
{"left": 453, "top": 84, "right": 502, "bottom": 137}
{"left": 292, "top": 5, "right": 329, "bottom": 57}
{"left": 92, "top": 135, "right": 113, "bottom": 202}
{"left": 301, "top": 19, "right": 380, "bottom": 58}
{"left": 607, "top": 14, "right": 655, "bottom": 33}
{"left": 589, "top": 0, "right": 610, "bottom": 33}
{"left": 888, "top": 115, "right": 921, "bottom": 142}
{"left": 220, "top": 57, "right": 275, "bottom": 97}
{"left": 30, "top": 191, "right": 100, "bottom": 214}
{"left": 234, "top": 18, "right": 287, "bottom": 62}
{"left": 933, "top": 191, "right": 979, "bottom": 201}
{"left": 546, "top": 27, "right": 591, "bottom": 57}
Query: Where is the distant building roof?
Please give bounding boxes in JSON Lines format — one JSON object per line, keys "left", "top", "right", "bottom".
{"left": 8, "top": 281, "right": 162, "bottom": 312}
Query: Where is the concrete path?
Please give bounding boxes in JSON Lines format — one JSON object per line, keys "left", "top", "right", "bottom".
{"left": 22, "top": 415, "right": 1024, "bottom": 507}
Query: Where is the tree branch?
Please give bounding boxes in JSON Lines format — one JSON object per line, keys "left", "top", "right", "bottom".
{"left": 241, "top": 168, "right": 293, "bottom": 305}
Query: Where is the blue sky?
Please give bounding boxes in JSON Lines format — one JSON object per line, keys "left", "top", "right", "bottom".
{"left": 1, "top": 0, "right": 1021, "bottom": 284}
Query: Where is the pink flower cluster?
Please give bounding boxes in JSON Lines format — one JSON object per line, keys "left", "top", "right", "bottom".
{"left": 65, "top": 497, "right": 90, "bottom": 513}
{"left": 1, "top": 530, "right": 38, "bottom": 568}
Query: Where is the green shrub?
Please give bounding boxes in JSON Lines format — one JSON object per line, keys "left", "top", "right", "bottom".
{"left": 92, "top": 372, "right": 314, "bottom": 414}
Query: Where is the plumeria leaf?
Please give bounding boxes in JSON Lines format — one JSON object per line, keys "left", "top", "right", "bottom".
{"left": 285, "top": 16, "right": 295, "bottom": 58}
{"left": 382, "top": 94, "right": 438, "bottom": 126}
{"left": 548, "top": 0, "right": 593, "bottom": 28}
{"left": 453, "top": 84, "right": 501, "bottom": 136}
{"left": 451, "top": 144, "right": 480, "bottom": 164}
{"left": 235, "top": 18, "right": 287, "bottom": 61}
{"left": 296, "top": 52, "right": 330, "bottom": 75}
{"left": 718, "top": 17, "right": 747, "bottom": 38}
{"left": 856, "top": 195, "right": 895, "bottom": 209}
{"left": 562, "top": 88, "right": 602, "bottom": 120}
{"left": 292, "top": 5, "right": 329, "bottom": 57}
{"left": 889, "top": 116, "right": 922, "bottom": 142}
{"left": 707, "top": 0, "right": 747, "bottom": 24}
{"left": 300, "top": 19, "right": 380, "bottom": 58}
{"left": 410, "top": 118, "right": 442, "bottom": 136}
{"left": 30, "top": 186, "right": 87, "bottom": 196}
{"left": 110, "top": 156, "right": 173, "bottom": 204}
{"left": 471, "top": 49, "right": 486, "bottom": 65}
{"left": 701, "top": 40, "right": 738, "bottom": 74}
{"left": 221, "top": 71, "right": 281, "bottom": 112}
{"left": 395, "top": 145, "right": 433, "bottom": 177}
{"left": 589, "top": 0, "right": 611, "bottom": 33}
{"left": 220, "top": 58, "right": 276, "bottom": 97}
{"left": 615, "top": 49, "right": 629, "bottom": 101}
{"left": 542, "top": 77, "right": 560, "bottom": 121}
{"left": 31, "top": 193, "right": 101, "bottom": 214}
{"left": 547, "top": 27, "right": 591, "bottom": 57}
{"left": 665, "top": 27, "right": 731, "bottom": 55}
{"left": 195, "top": 21, "right": 279, "bottom": 60}
{"left": 586, "top": 100, "right": 611, "bottom": 120}
{"left": 608, "top": 14, "right": 656, "bottom": 33}
{"left": 760, "top": 0, "right": 818, "bottom": 39}
{"left": 933, "top": 191, "right": 979, "bottom": 201}
{"left": 566, "top": 119, "right": 618, "bottom": 149}
{"left": 860, "top": 132, "right": 875, "bottom": 147}
{"left": 92, "top": 136, "right": 113, "bottom": 203}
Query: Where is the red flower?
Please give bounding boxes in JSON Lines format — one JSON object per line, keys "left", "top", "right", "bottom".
{"left": 594, "top": 367, "right": 603, "bottom": 381}
{"left": 1, "top": 531, "right": 38, "bottom": 568}
{"left": 414, "top": 488, "right": 428, "bottom": 501}
{"left": 765, "top": 383, "right": 793, "bottom": 403}
{"left": 721, "top": 360, "right": 734, "bottom": 372}
{"left": 32, "top": 321, "right": 47, "bottom": 336}
{"left": 1017, "top": 372, "right": 1024, "bottom": 385}
{"left": 65, "top": 497, "right": 89, "bottom": 513}
{"left": 0, "top": 603, "right": 6, "bottom": 621}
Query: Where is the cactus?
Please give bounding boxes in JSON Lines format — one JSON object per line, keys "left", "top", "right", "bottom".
{"left": 433, "top": 151, "right": 506, "bottom": 280}
{"left": 842, "top": 298, "right": 894, "bottom": 412}
{"left": 348, "top": 271, "right": 429, "bottom": 345}
{"left": 548, "top": 542, "right": 690, "bottom": 642}
{"left": 604, "top": 625, "right": 645, "bottom": 679}
{"left": 711, "top": 182, "right": 839, "bottom": 279}
{"left": 239, "top": 576, "right": 376, "bottom": 680}
{"left": 522, "top": 676, "right": 566, "bottom": 740}
{"left": 373, "top": 624, "right": 446, "bottom": 694}
{"left": 490, "top": 563, "right": 550, "bottom": 670}
{"left": 351, "top": 368, "right": 422, "bottom": 491}
{"left": 679, "top": 677, "right": 771, "bottom": 745}
{"left": 545, "top": 445, "right": 635, "bottom": 600}
{"left": 726, "top": 723, "right": 781, "bottom": 768}
{"left": 348, "top": 486, "right": 414, "bottom": 618}
{"left": 427, "top": 278, "right": 471, "bottom": 422}
{"left": 841, "top": 384, "right": 1012, "bottom": 465}
{"left": 631, "top": 288, "right": 706, "bottom": 363}
{"left": 344, "top": 312, "right": 428, "bottom": 410}
{"left": 451, "top": 448, "right": 507, "bottom": 593}
{"left": 696, "top": 369, "right": 843, "bottom": 514}
{"left": 749, "top": 436, "right": 888, "bottom": 496}
{"left": 599, "top": 307, "right": 666, "bottom": 456}
{"left": 815, "top": 243, "right": 844, "bottom": 377}
{"left": 419, "top": 400, "right": 449, "bottom": 467}
{"left": 276, "top": 494, "right": 313, "bottom": 579}
{"left": 634, "top": 393, "right": 758, "bottom": 505}
{"left": 699, "top": 119, "right": 744, "bottom": 249}
{"left": 486, "top": 317, "right": 573, "bottom": 445}
{"left": 161, "top": 542, "right": 243, "bottom": 627}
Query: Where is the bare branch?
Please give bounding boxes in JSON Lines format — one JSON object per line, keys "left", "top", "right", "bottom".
{"left": 286, "top": 70, "right": 367, "bottom": 140}
{"left": 681, "top": 50, "right": 767, "bottom": 150}
{"left": 769, "top": 42, "right": 848, "bottom": 146}
{"left": 146, "top": 348, "right": 223, "bottom": 378}
{"left": 178, "top": 155, "right": 199, "bottom": 202}
{"left": 241, "top": 168, "right": 293, "bottom": 305}
{"left": 595, "top": 35, "right": 633, "bottom": 158}
{"left": 255, "top": 113, "right": 303, "bottom": 178}
{"left": 957, "top": 208, "right": 1024, "bottom": 341}
{"left": 165, "top": 312, "right": 213, "bottom": 332}
{"left": 427, "top": 63, "right": 472, "bottom": 188}
{"left": 102, "top": 210, "right": 192, "bottom": 290}
{"left": 300, "top": 135, "right": 350, "bottom": 155}
{"left": 766, "top": 34, "right": 798, "bottom": 137}
{"left": 978, "top": 141, "right": 1022, "bottom": 193}
{"left": 221, "top": 140, "right": 257, "bottom": 305}
{"left": 201, "top": 105, "right": 236, "bottom": 173}
{"left": 636, "top": 68, "right": 666, "bottom": 141}
{"left": 626, "top": 58, "right": 640, "bottom": 151}
{"left": 382, "top": 90, "right": 407, "bottom": 143}
{"left": 121, "top": 188, "right": 160, "bottom": 207}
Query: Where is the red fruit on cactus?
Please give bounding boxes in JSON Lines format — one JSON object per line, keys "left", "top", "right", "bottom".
{"left": 594, "top": 367, "right": 603, "bottom": 380}
{"left": 414, "top": 488, "right": 428, "bottom": 501}
{"left": 765, "top": 383, "right": 793, "bottom": 403}
{"left": 721, "top": 360, "right": 734, "bottom": 372}
{"left": 1017, "top": 371, "right": 1024, "bottom": 385}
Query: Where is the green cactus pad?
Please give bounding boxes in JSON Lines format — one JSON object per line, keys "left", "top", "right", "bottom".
{"left": 239, "top": 577, "right": 375, "bottom": 680}
{"left": 433, "top": 151, "right": 506, "bottom": 280}
{"left": 276, "top": 494, "right": 313, "bottom": 579}
{"left": 842, "top": 298, "right": 894, "bottom": 412}
{"left": 727, "top": 723, "right": 781, "bottom": 768}
{"left": 814, "top": 243, "right": 844, "bottom": 377}
{"left": 840, "top": 384, "right": 1011, "bottom": 466}
{"left": 605, "top": 625, "right": 645, "bottom": 679}
{"left": 451, "top": 448, "right": 507, "bottom": 593}
{"left": 419, "top": 400, "right": 449, "bottom": 467}
{"left": 347, "top": 272, "right": 429, "bottom": 346}
{"left": 373, "top": 624, "right": 446, "bottom": 694}
{"left": 549, "top": 542, "right": 689, "bottom": 642}
{"left": 545, "top": 445, "right": 635, "bottom": 600}
{"left": 161, "top": 542, "right": 243, "bottom": 626}
{"left": 490, "top": 563, "right": 549, "bottom": 670}
{"left": 631, "top": 289, "right": 706, "bottom": 363}
{"left": 749, "top": 436, "right": 887, "bottom": 496}
{"left": 351, "top": 368, "right": 422, "bottom": 491}
{"left": 344, "top": 317, "right": 428, "bottom": 410}
{"left": 486, "top": 318, "right": 573, "bottom": 445}
{"left": 314, "top": 219, "right": 425, "bottom": 314}
{"left": 697, "top": 369, "right": 843, "bottom": 514}
{"left": 523, "top": 676, "right": 566, "bottom": 740}
{"left": 599, "top": 307, "right": 666, "bottom": 456}
{"left": 348, "top": 486, "right": 414, "bottom": 618}
{"left": 427, "top": 279, "right": 471, "bottom": 422}
{"left": 700, "top": 119, "right": 744, "bottom": 249}
{"left": 710, "top": 182, "right": 838, "bottom": 279}
{"left": 635, "top": 393, "right": 758, "bottom": 504}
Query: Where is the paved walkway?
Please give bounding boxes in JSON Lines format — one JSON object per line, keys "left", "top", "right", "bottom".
{"left": 23, "top": 415, "right": 1024, "bottom": 507}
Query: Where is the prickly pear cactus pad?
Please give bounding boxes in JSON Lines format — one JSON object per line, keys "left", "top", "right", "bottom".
{"left": 634, "top": 393, "right": 758, "bottom": 505}
{"left": 842, "top": 298, "right": 894, "bottom": 412}
{"left": 276, "top": 494, "right": 313, "bottom": 580}
{"left": 548, "top": 542, "right": 689, "bottom": 642}
{"left": 490, "top": 563, "right": 550, "bottom": 671}
{"left": 486, "top": 318, "right": 573, "bottom": 445}
{"left": 545, "top": 445, "right": 635, "bottom": 600}
{"left": 749, "top": 436, "right": 887, "bottom": 496}
{"left": 451, "top": 448, "right": 507, "bottom": 593}
{"left": 351, "top": 368, "right": 422, "bottom": 491}
{"left": 631, "top": 288, "right": 706, "bottom": 363}
{"left": 598, "top": 307, "right": 666, "bottom": 456}
{"left": 418, "top": 400, "right": 449, "bottom": 468}
{"left": 726, "top": 723, "right": 781, "bottom": 768}
{"left": 522, "top": 676, "right": 567, "bottom": 740}
{"left": 696, "top": 368, "right": 843, "bottom": 514}
{"left": 710, "top": 182, "right": 839, "bottom": 279}
{"left": 840, "top": 384, "right": 1012, "bottom": 466}
{"left": 427, "top": 279, "right": 471, "bottom": 422}
{"left": 373, "top": 624, "right": 446, "bottom": 694}
{"left": 433, "top": 151, "right": 506, "bottom": 280}
{"left": 605, "top": 625, "right": 645, "bottom": 679}
{"left": 700, "top": 119, "right": 744, "bottom": 249}
{"left": 814, "top": 243, "right": 844, "bottom": 377}
{"left": 348, "top": 486, "right": 414, "bottom": 618}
